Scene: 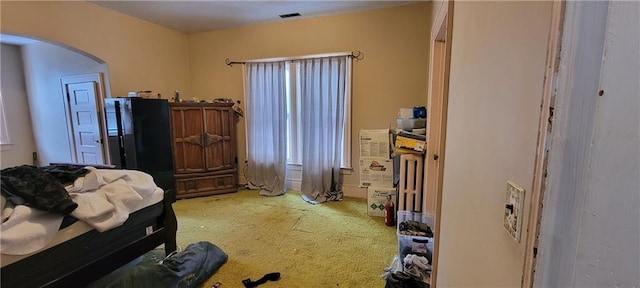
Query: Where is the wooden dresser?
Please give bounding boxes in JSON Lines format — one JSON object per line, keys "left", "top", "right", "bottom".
{"left": 169, "top": 102, "right": 237, "bottom": 199}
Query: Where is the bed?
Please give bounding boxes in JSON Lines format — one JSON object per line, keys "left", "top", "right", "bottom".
{"left": 0, "top": 165, "right": 177, "bottom": 288}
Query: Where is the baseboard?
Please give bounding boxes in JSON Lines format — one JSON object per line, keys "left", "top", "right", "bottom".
{"left": 241, "top": 179, "right": 367, "bottom": 199}
{"left": 343, "top": 184, "right": 366, "bottom": 199}
{"left": 286, "top": 179, "right": 301, "bottom": 191}
{"left": 244, "top": 165, "right": 366, "bottom": 199}
{"left": 285, "top": 180, "right": 366, "bottom": 199}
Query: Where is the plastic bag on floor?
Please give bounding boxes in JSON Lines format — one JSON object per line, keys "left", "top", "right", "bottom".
{"left": 105, "top": 241, "right": 228, "bottom": 288}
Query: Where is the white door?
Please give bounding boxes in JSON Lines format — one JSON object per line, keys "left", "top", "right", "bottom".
{"left": 65, "top": 81, "right": 105, "bottom": 164}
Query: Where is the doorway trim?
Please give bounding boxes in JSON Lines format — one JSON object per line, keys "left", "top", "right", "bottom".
{"left": 60, "top": 73, "right": 109, "bottom": 164}
{"left": 520, "top": 1, "right": 565, "bottom": 287}
{"left": 426, "top": 1, "right": 454, "bottom": 287}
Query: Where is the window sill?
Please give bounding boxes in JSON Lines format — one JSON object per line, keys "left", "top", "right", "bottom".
{"left": 286, "top": 162, "right": 353, "bottom": 175}
{"left": 0, "top": 143, "right": 13, "bottom": 151}
{"left": 340, "top": 167, "right": 353, "bottom": 175}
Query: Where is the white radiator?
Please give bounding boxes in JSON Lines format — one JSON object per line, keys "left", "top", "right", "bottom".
{"left": 398, "top": 153, "right": 424, "bottom": 212}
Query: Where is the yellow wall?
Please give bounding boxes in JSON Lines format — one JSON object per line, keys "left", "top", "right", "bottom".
{"left": 437, "top": 1, "right": 552, "bottom": 286}
{"left": 2, "top": 2, "right": 430, "bottom": 192}
{"left": 0, "top": 1, "right": 191, "bottom": 98}
{"left": 187, "top": 3, "right": 431, "bottom": 189}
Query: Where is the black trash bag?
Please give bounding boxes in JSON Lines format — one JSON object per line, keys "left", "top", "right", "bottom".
{"left": 105, "top": 241, "right": 228, "bottom": 288}
{"left": 384, "top": 270, "right": 430, "bottom": 288}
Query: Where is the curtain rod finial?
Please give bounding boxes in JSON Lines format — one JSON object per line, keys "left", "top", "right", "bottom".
{"left": 351, "top": 51, "right": 363, "bottom": 61}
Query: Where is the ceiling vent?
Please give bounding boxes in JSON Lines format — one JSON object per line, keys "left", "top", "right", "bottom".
{"left": 279, "top": 13, "right": 301, "bottom": 19}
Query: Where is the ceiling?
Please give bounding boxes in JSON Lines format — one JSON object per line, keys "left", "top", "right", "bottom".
{"left": 88, "top": 1, "right": 425, "bottom": 33}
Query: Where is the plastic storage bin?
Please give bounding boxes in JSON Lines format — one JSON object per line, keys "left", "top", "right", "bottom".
{"left": 396, "top": 118, "right": 426, "bottom": 130}
{"left": 396, "top": 210, "right": 435, "bottom": 284}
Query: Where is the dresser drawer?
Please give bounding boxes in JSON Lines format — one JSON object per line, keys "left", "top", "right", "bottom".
{"left": 175, "top": 174, "right": 237, "bottom": 199}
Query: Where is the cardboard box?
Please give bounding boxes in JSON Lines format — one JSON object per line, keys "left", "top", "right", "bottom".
{"left": 367, "top": 187, "right": 397, "bottom": 217}
{"left": 359, "top": 129, "right": 391, "bottom": 158}
{"left": 359, "top": 157, "right": 394, "bottom": 188}
{"left": 395, "top": 135, "right": 426, "bottom": 152}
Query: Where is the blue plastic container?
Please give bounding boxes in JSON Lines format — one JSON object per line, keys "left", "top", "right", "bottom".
{"left": 413, "top": 106, "right": 427, "bottom": 118}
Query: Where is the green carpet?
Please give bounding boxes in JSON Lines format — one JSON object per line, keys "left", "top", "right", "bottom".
{"left": 171, "top": 189, "right": 398, "bottom": 288}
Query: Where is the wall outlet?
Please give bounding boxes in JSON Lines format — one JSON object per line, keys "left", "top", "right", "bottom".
{"left": 504, "top": 181, "right": 525, "bottom": 242}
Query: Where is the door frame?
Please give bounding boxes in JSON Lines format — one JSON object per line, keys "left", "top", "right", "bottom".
{"left": 526, "top": 1, "right": 621, "bottom": 286}
{"left": 426, "top": 1, "right": 454, "bottom": 287}
{"left": 521, "top": 1, "right": 566, "bottom": 286}
{"left": 60, "top": 73, "right": 109, "bottom": 164}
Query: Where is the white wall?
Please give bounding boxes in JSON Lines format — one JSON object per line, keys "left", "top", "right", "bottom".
{"left": 0, "top": 43, "right": 36, "bottom": 168}
{"left": 437, "top": 1, "right": 552, "bottom": 286}
{"left": 536, "top": 1, "right": 640, "bottom": 287}
{"left": 20, "top": 41, "right": 108, "bottom": 165}
{"left": 574, "top": 2, "right": 640, "bottom": 285}
{"left": 430, "top": 0, "right": 445, "bottom": 24}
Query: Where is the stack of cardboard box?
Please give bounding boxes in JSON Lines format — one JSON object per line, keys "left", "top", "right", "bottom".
{"left": 361, "top": 107, "right": 428, "bottom": 217}
{"left": 359, "top": 129, "right": 396, "bottom": 217}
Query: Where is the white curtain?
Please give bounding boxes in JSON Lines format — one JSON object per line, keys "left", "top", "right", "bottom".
{"left": 244, "top": 62, "right": 287, "bottom": 196}
{"left": 299, "top": 56, "right": 348, "bottom": 204}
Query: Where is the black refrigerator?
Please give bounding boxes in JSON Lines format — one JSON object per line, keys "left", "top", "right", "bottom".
{"left": 104, "top": 98, "right": 175, "bottom": 201}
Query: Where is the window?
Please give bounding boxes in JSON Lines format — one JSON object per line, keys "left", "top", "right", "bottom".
{"left": 284, "top": 59, "right": 352, "bottom": 169}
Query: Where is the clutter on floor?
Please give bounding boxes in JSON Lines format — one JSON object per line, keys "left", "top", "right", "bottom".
{"left": 382, "top": 211, "right": 434, "bottom": 288}
{"left": 103, "top": 241, "right": 227, "bottom": 288}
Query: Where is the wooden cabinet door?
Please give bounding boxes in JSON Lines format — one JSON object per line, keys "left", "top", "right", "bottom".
{"left": 203, "top": 106, "right": 235, "bottom": 171}
{"left": 171, "top": 106, "right": 206, "bottom": 173}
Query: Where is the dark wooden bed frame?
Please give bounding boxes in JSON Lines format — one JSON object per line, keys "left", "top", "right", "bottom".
{"left": 1, "top": 190, "right": 178, "bottom": 288}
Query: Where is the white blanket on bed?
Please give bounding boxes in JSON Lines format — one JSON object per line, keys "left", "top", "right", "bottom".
{"left": 0, "top": 167, "right": 158, "bottom": 255}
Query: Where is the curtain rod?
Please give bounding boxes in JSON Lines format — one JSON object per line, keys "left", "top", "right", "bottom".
{"left": 225, "top": 51, "right": 363, "bottom": 67}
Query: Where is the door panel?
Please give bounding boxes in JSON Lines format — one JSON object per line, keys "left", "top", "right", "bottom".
{"left": 424, "top": 40, "right": 446, "bottom": 214}
{"left": 171, "top": 107, "right": 205, "bottom": 172}
{"left": 67, "top": 82, "right": 104, "bottom": 164}
{"left": 203, "top": 107, "right": 233, "bottom": 171}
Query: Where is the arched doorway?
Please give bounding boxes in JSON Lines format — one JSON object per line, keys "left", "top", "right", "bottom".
{"left": 0, "top": 33, "right": 112, "bottom": 166}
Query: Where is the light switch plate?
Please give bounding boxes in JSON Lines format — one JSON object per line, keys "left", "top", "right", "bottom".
{"left": 504, "top": 181, "right": 525, "bottom": 242}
